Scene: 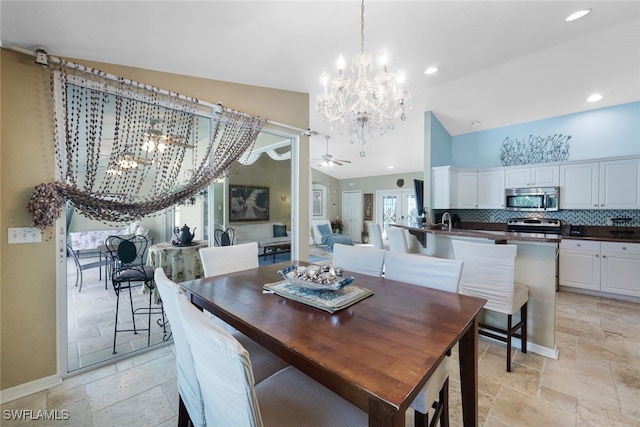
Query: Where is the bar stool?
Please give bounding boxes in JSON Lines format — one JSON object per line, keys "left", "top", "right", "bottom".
{"left": 452, "top": 240, "right": 528, "bottom": 372}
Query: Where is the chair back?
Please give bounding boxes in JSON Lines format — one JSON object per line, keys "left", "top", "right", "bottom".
{"left": 384, "top": 251, "right": 463, "bottom": 292}
{"left": 214, "top": 227, "right": 235, "bottom": 247}
{"left": 175, "top": 293, "right": 262, "bottom": 426}
{"left": 452, "top": 240, "right": 518, "bottom": 313}
{"left": 105, "top": 234, "right": 151, "bottom": 281}
{"left": 368, "top": 223, "right": 385, "bottom": 250}
{"left": 332, "top": 243, "right": 386, "bottom": 277}
{"left": 154, "top": 268, "right": 205, "bottom": 427}
{"left": 386, "top": 227, "right": 410, "bottom": 253}
{"left": 199, "top": 242, "right": 259, "bottom": 277}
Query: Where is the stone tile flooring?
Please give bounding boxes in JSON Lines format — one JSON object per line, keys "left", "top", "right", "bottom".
{"left": 66, "top": 256, "right": 169, "bottom": 371}
{"left": 3, "top": 250, "right": 639, "bottom": 426}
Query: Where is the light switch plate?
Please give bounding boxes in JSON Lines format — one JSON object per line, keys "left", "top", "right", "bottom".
{"left": 8, "top": 227, "right": 42, "bottom": 244}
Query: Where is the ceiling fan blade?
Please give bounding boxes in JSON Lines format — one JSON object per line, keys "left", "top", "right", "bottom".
{"left": 334, "top": 158, "right": 351, "bottom": 164}
{"left": 332, "top": 159, "right": 344, "bottom": 166}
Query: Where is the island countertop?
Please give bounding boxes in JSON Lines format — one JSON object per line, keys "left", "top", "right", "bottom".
{"left": 392, "top": 224, "right": 562, "bottom": 243}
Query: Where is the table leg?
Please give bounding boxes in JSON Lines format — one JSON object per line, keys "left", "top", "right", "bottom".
{"left": 459, "top": 316, "right": 479, "bottom": 427}
{"left": 367, "top": 397, "right": 403, "bottom": 427}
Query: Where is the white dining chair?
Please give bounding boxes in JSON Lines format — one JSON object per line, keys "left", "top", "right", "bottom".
{"left": 384, "top": 251, "right": 464, "bottom": 427}
{"left": 368, "top": 222, "right": 388, "bottom": 250}
{"left": 199, "top": 241, "right": 259, "bottom": 277}
{"left": 387, "top": 227, "right": 410, "bottom": 253}
{"left": 175, "top": 293, "right": 367, "bottom": 427}
{"left": 332, "top": 243, "right": 386, "bottom": 277}
{"left": 154, "top": 268, "right": 290, "bottom": 427}
{"left": 452, "top": 240, "right": 528, "bottom": 372}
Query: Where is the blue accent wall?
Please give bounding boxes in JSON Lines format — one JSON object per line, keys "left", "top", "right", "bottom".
{"left": 451, "top": 101, "right": 640, "bottom": 168}
{"left": 426, "top": 112, "right": 453, "bottom": 167}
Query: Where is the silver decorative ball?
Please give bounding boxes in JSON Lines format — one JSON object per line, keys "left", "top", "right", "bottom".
{"left": 334, "top": 267, "right": 344, "bottom": 277}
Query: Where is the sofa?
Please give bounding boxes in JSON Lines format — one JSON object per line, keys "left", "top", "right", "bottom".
{"left": 232, "top": 221, "right": 291, "bottom": 255}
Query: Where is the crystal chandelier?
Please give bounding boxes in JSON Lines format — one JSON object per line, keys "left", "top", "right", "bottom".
{"left": 316, "top": 0, "right": 411, "bottom": 157}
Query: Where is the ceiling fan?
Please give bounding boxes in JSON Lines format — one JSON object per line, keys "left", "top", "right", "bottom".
{"left": 314, "top": 135, "right": 351, "bottom": 167}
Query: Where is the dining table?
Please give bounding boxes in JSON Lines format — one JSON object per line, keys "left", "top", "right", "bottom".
{"left": 180, "top": 261, "right": 486, "bottom": 427}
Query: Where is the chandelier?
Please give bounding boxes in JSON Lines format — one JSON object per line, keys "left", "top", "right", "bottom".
{"left": 316, "top": 0, "right": 411, "bottom": 157}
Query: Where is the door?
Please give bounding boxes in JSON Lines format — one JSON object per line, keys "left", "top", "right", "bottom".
{"left": 559, "top": 162, "right": 599, "bottom": 209}
{"left": 377, "top": 189, "right": 418, "bottom": 238}
{"left": 342, "top": 191, "right": 362, "bottom": 242}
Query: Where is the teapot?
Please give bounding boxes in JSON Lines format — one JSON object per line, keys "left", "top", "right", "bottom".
{"left": 174, "top": 224, "right": 197, "bottom": 245}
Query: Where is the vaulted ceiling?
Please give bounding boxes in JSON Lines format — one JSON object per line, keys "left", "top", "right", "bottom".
{"left": 2, "top": 1, "right": 639, "bottom": 179}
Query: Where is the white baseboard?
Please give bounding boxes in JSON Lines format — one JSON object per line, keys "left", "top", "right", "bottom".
{"left": 0, "top": 375, "right": 62, "bottom": 405}
{"left": 481, "top": 335, "right": 559, "bottom": 360}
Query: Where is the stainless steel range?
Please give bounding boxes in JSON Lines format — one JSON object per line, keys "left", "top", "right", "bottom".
{"left": 506, "top": 217, "right": 561, "bottom": 234}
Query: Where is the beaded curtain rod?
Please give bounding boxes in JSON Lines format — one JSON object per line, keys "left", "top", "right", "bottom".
{"left": 27, "top": 58, "right": 267, "bottom": 230}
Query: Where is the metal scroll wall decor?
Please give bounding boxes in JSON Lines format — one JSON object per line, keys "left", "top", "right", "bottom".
{"left": 27, "top": 59, "right": 266, "bottom": 229}
{"left": 499, "top": 134, "right": 571, "bottom": 166}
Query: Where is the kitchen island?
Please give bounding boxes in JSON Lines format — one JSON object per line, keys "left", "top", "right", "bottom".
{"left": 392, "top": 223, "right": 560, "bottom": 359}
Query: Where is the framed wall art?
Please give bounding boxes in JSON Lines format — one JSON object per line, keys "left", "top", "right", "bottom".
{"left": 229, "top": 185, "right": 269, "bottom": 221}
{"left": 312, "top": 189, "right": 323, "bottom": 217}
{"left": 363, "top": 193, "right": 373, "bottom": 221}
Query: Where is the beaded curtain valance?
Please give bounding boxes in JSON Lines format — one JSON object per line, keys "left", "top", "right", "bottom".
{"left": 28, "top": 60, "right": 265, "bottom": 229}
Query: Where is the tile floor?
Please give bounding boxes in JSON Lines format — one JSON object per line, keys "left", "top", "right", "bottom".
{"left": 3, "top": 249, "right": 639, "bottom": 426}
{"left": 67, "top": 256, "right": 169, "bottom": 371}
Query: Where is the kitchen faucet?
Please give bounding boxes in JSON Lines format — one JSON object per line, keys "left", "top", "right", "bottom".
{"left": 442, "top": 212, "right": 452, "bottom": 231}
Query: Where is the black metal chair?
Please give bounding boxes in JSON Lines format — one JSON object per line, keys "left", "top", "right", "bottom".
{"left": 105, "top": 235, "right": 165, "bottom": 354}
{"left": 214, "top": 227, "right": 235, "bottom": 247}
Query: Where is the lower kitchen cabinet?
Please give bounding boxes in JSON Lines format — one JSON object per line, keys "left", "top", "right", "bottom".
{"left": 560, "top": 239, "right": 640, "bottom": 298}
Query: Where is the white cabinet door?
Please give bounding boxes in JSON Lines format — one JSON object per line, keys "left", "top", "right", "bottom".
{"left": 599, "top": 159, "right": 640, "bottom": 209}
{"left": 432, "top": 166, "right": 459, "bottom": 209}
{"left": 477, "top": 170, "right": 505, "bottom": 208}
{"left": 505, "top": 166, "right": 558, "bottom": 188}
{"left": 600, "top": 242, "right": 640, "bottom": 297}
{"left": 505, "top": 168, "right": 529, "bottom": 188}
{"left": 457, "top": 171, "right": 478, "bottom": 209}
{"left": 559, "top": 240, "right": 600, "bottom": 290}
{"left": 559, "top": 162, "right": 599, "bottom": 209}
{"left": 530, "top": 165, "right": 560, "bottom": 187}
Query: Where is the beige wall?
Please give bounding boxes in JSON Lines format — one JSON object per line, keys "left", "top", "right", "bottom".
{"left": 0, "top": 49, "right": 309, "bottom": 390}
{"left": 230, "top": 153, "right": 292, "bottom": 229}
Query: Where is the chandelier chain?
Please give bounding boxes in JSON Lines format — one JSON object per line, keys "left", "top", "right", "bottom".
{"left": 360, "top": 0, "right": 365, "bottom": 54}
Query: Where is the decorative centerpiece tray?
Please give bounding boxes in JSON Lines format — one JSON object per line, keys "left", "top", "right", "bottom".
{"left": 277, "top": 264, "right": 353, "bottom": 291}
{"left": 264, "top": 265, "right": 372, "bottom": 313}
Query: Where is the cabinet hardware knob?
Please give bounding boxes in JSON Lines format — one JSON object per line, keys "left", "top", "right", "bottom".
{"left": 602, "top": 255, "right": 606, "bottom": 258}
{"left": 596, "top": 254, "right": 599, "bottom": 257}
{"left": 577, "top": 244, "right": 581, "bottom": 247}
{"left": 601, "top": 204, "right": 605, "bottom": 206}
{"left": 594, "top": 204, "right": 598, "bottom": 207}
{"left": 622, "top": 247, "right": 627, "bottom": 250}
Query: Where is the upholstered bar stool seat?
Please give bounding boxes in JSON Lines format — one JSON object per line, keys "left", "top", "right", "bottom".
{"left": 452, "top": 240, "right": 528, "bottom": 372}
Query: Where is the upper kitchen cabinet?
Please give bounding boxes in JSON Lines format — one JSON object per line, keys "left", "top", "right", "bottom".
{"left": 505, "top": 165, "right": 559, "bottom": 188}
{"left": 432, "top": 166, "right": 458, "bottom": 209}
{"left": 478, "top": 169, "right": 505, "bottom": 209}
{"left": 560, "top": 157, "right": 640, "bottom": 209}
{"left": 457, "top": 171, "right": 478, "bottom": 209}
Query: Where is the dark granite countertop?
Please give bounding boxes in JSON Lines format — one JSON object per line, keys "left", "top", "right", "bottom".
{"left": 394, "top": 223, "right": 640, "bottom": 244}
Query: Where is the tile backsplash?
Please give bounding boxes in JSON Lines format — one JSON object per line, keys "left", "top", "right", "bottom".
{"left": 433, "top": 209, "right": 640, "bottom": 226}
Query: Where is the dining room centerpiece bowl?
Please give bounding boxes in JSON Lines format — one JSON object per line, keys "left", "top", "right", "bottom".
{"left": 278, "top": 265, "right": 353, "bottom": 291}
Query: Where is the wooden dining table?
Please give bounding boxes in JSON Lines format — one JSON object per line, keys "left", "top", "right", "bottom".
{"left": 180, "top": 262, "right": 486, "bottom": 427}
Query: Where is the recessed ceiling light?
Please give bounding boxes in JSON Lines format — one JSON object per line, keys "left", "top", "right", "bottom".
{"left": 388, "top": 165, "right": 394, "bottom": 169}
{"left": 566, "top": 9, "right": 591, "bottom": 22}
{"left": 471, "top": 120, "right": 481, "bottom": 126}
{"left": 424, "top": 66, "right": 439, "bottom": 75}
{"left": 587, "top": 94, "right": 603, "bottom": 103}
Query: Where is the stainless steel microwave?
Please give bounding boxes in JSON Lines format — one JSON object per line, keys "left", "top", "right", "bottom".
{"left": 505, "top": 187, "right": 559, "bottom": 211}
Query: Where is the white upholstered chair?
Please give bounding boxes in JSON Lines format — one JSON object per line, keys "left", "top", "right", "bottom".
{"left": 368, "top": 222, "right": 388, "bottom": 250}
{"left": 154, "top": 268, "right": 289, "bottom": 427}
{"left": 387, "top": 227, "right": 411, "bottom": 253}
{"left": 175, "top": 293, "right": 367, "bottom": 427}
{"left": 199, "top": 241, "right": 259, "bottom": 277}
{"left": 384, "top": 251, "right": 464, "bottom": 427}
{"left": 452, "top": 240, "right": 528, "bottom": 372}
{"left": 332, "top": 243, "right": 386, "bottom": 277}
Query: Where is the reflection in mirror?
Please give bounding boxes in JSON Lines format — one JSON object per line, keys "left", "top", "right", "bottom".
{"left": 64, "top": 80, "right": 213, "bottom": 372}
